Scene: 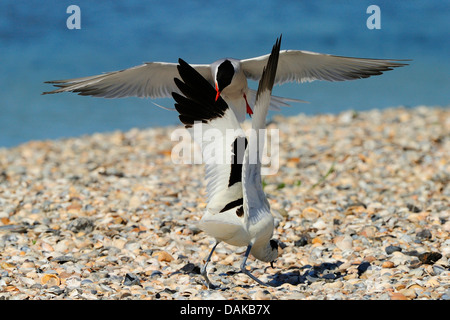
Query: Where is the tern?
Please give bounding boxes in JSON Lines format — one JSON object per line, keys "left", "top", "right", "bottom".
{"left": 43, "top": 38, "right": 408, "bottom": 122}
{"left": 171, "top": 36, "right": 282, "bottom": 288}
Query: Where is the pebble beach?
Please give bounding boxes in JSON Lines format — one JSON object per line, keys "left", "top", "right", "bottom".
{"left": 0, "top": 105, "right": 449, "bottom": 300}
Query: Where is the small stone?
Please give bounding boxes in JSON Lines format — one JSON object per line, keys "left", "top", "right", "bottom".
{"left": 432, "top": 265, "right": 445, "bottom": 275}
{"left": 344, "top": 204, "right": 366, "bottom": 215}
{"left": 65, "top": 277, "right": 81, "bottom": 289}
{"left": 252, "top": 289, "right": 273, "bottom": 300}
{"left": 67, "top": 201, "right": 82, "bottom": 213}
{"left": 390, "top": 292, "right": 408, "bottom": 300}
{"left": 312, "top": 219, "right": 327, "bottom": 230}
{"left": 407, "top": 283, "right": 424, "bottom": 291}
{"left": 53, "top": 255, "right": 77, "bottom": 264}
{"left": 360, "top": 226, "right": 376, "bottom": 238}
{"left": 416, "top": 229, "right": 432, "bottom": 240}
{"left": 335, "top": 235, "right": 353, "bottom": 250}
{"left": 287, "top": 209, "right": 301, "bottom": 218}
{"left": 67, "top": 217, "right": 94, "bottom": 233}
{"left": 81, "top": 279, "right": 93, "bottom": 285}
{"left": 180, "top": 263, "right": 201, "bottom": 274}
{"left": 124, "top": 241, "right": 141, "bottom": 252}
{"left": 385, "top": 245, "right": 402, "bottom": 254}
{"left": 150, "top": 270, "right": 163, "bottom": 278}
{"left": 19, "top": 276, "right": 35, "bottom": 286}
{"left": 40, "top": 274, "right": 60, "bottom": 286}
{"left": 301, "top": 207, "right": 322, "bottom": 220}
{"left": 357, "top": 261, "right": 370, "bottom": 276}
{"left": 152, "top": 251, "right": 174, "bottom": 262}
{"left": 364, "top": 256, "right": 377, "bottom": 263}
{"left": 294, "top": 234, "right": 310, "bottom": 247}
{"left": 409, "top": 259, "right": 422, "bottom": 269}
{"left": 418, "top": 252, "right": 442, "bottom": 265}
{"left": 400, "top": 288, "right": 417, "bottom": 299}
{"left": 20, "top": 261, "right": 35, "bottom": 269}
{"left": 338, "top": 261, "right": 352, "bottom": 272}
{"left": 382, "top": 261, "right": 395, "bottom": 268}
{"left": 41, "top": 242, "right": 54, "bottom": 252}
{"left": 128, "top": 195, "right": 142, "bottom": 209}
{"left": 47, "top": 286, "right": 64, "bottom": 295}
{"left": 324, "top": 280, "right": 343, "bottom": 289}
{"left": 0, "top": 262, "right": 15, "bottom": 269}
{"left": 425, "top": 278, "right": 440, "bottom": 288}
{"left": 390, "top": 252, "right": 411, "bottom": 265}
{"left": 442, "top": 289, "right": 450, "bottom": 300}
{"left": 322, "top": 273, "right": 337, "bottom": 280}
{"left": 287, "top": 292, "right": 306, "bottom": 299}
{"left": 406, "top": 204, "right": 421, "bottom": 213}
{"left": 123, "top": 273, "right": 140, "bottom": 286}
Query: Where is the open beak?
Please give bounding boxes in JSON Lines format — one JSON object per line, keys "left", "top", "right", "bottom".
{"left": 215, "top": 82, "right": 220, "bottom": 101}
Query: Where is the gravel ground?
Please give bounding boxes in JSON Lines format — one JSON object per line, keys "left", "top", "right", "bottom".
{"left": 0, "top": 106, "right": 449, "bottom": 300}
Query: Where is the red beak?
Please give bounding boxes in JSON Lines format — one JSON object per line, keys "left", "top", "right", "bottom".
{"left": 243, "top": 92, "right": 253, "bottom": 116}
{"left": 215, "top": 82, "right": 220, "bottom": 101}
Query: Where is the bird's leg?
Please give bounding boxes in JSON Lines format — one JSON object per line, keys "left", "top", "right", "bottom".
{"left": 201, "top": 241, "right": 220, "bottom": 289}
{"left": 240, "top": 244, "right": 272, "bottom": 287}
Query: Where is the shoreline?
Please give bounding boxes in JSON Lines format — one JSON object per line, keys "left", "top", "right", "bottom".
{"left": 1, "top": 105, "right": 448, "bottom": 152}
{"left": 0, "top": 105, "right": 449, "bottom": 300}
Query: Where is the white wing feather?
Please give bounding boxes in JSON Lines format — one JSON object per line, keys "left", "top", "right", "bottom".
{"left": 43, "top": 62, "right": 212, "bottom": 98}
{"left": 241, "top": 50, "right": 408, "bottom": 85}
{"left": 187, "top": 110, "right": 245, "bottom": 208}
{"left": 242, "top": 38, "right": 280, "bottom": 225}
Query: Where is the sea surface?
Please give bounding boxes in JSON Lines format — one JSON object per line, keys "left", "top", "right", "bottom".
{"left": 1, "top": 0, "right": 449, "bottom": 147}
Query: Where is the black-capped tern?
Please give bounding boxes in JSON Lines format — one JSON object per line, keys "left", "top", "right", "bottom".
{"left": 43, "top": 37, "right": 408, "bottom": 122}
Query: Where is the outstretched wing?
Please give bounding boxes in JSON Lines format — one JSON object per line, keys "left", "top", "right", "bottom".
{"left": 43, "top": 62, "right": 212, "bottom": 99}
{"left": 241, "top": 49, "right": 408, "bottom": 85}
{"left": 242, "top": 36, "right": 281, "bottom": 225}
{"left": 172, "top": 59, "right": 247, "bottom": 215}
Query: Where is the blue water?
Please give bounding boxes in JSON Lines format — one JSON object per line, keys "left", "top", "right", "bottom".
{"left": 1, "top": 0, "right": 449, "bottom": 148}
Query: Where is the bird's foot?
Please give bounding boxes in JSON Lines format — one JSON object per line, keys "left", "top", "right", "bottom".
{"left": 241, "top": 266, "right": 274, "bottom": 287}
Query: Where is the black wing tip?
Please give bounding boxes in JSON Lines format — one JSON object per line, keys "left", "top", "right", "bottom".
{"left": 44, "top": 79, "right": 63, "bottom": 84}
{"left": 381, "top": 59, "right": 411, "bottom": 68}
{"left": 176, "top": 58, "right": 189, "bottom": 72}
{"left": 393, "top": 60, "right": 411, "bottom": 67}
{"left": 42, "top": 79, "right": 66, "bottom": 94}
{"left": 256, "top": 35, "right": 282, "bottom": 96}
{"left": 171, "top": 78, "right": 183, "bottom": 98}
{"left": 171, "top": 90, "right": 183, "bottom": 102}
{"left": 172, "top": 58, "right": 228, "bottom": 126}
